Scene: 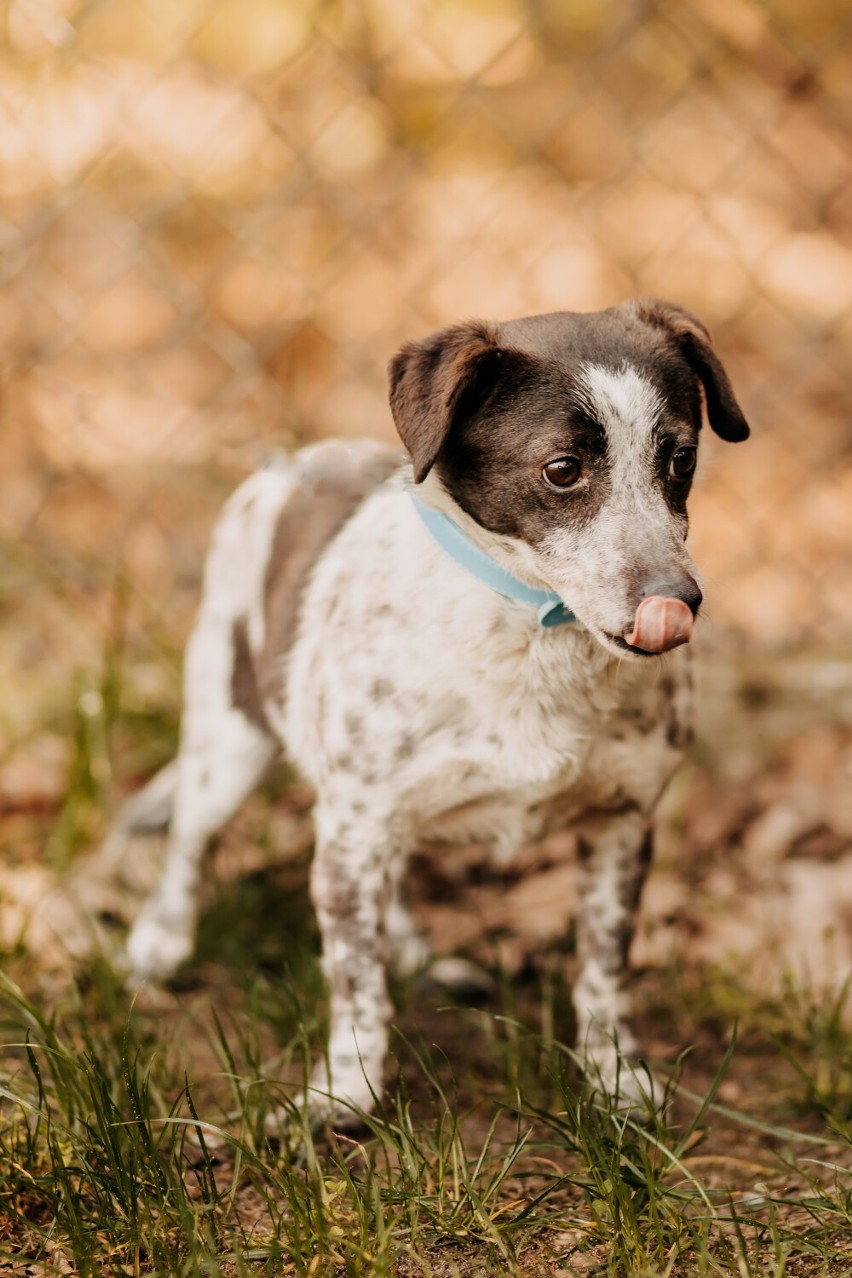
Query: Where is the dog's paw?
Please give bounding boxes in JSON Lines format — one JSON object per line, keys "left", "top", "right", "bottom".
{"left": 263, "top": 1073, "right": 377, "bottom": 1145}
{"left": 309, "top": 1061, "right": 380, "bottom": 1125}
{"left": 124, "top": 903, "right": 194, "bottom": 986}
{"left": 583, "top": 1045, "right": 661, "bottom": 1115}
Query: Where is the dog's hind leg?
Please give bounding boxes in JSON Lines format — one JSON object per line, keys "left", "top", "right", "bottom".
{"left": 124, "top": 624, "right": 277, "bottom": 985}
{"left": 99, "top": 761, "right": 179, "bottom": 868}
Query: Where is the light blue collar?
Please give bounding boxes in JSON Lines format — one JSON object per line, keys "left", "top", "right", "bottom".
{"left": 410, "top": 496, "right": 576, "bottom": 628}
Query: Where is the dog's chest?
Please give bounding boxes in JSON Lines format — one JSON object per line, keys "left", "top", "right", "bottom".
{"left": 404, "top": 672, "right": 681, "bottom": 856}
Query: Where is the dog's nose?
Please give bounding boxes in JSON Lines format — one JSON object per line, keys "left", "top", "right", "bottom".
{"left": 642, "top": 578, "right": 703, "bottom": 616}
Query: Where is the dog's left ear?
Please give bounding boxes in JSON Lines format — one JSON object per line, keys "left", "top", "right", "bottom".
{"left": 388, "top": 321, "right": 515, "bottom": 482}
{"left": 634, "top": 299, "right": 750, "bottom": 442}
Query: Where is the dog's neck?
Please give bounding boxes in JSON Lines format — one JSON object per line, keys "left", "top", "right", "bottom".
{"left": 408, "top": 491, "right": 575, "bottom": 628}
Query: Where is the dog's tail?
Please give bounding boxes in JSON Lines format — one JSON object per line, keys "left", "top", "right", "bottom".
{"left": 98, "top": 760, "right": 178, "bottom": 867}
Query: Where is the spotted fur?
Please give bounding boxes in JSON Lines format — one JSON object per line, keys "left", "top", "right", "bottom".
{"left": 117, "top": 299, "right": 750, "bottom": 1122}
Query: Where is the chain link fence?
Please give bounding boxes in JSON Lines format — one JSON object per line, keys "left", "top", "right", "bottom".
{"left": 2, "top": 0, "right": 852, "bottom": 756}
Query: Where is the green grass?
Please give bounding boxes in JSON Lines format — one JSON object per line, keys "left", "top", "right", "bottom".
{"left": 2, "top": 947, "right": 852, "bottom": 1276}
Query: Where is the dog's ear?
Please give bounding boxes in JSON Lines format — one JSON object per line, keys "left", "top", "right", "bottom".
{"left": 388, "top": 321, "right": 511, "bottom": 482}
{"left": 634, "top": 299, "right": 750, "bottom": 442}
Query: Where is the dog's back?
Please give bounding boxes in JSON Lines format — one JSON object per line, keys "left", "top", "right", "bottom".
{"left": 223, "top": 440, "right": 401, "bottom": 735}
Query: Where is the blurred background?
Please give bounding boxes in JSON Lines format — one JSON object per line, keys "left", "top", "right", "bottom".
{"left": 2, "top": 0, "right": 852, "bottom": 991}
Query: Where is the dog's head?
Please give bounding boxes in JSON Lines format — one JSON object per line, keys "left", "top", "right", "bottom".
{"left": 388, "top": 299, "right": 749, "bottom": 660}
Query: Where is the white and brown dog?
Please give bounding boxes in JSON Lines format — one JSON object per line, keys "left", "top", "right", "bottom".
{"left": 111, "top": 298, "right": 749, "bottom": 1121}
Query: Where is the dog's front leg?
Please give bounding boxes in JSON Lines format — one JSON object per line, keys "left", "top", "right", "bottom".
{"left": 572, "top": 809, "right": 653, "bottom": 1102}
{"left": 305, "top": 799, "right": 397, "bottom": 1124}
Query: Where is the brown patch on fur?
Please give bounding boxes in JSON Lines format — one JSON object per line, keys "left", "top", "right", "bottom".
{"left": 345, "top": 711, "right": 364, "bottom": 739}
{"left": 667, "top": 716, "right": 694, "bottom": 751}
{"left": 370, "top": 677, "right": 394, "bottom": 701}
{"left": 231, "top": 445, "right": 400, "bottom": 725}
{"left": 231, "top": 616, "right": 270, "bottom": 731}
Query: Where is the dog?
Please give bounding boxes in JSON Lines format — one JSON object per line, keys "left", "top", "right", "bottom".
{"left": 110, "top": 298, "right": 749, "bottom": 1122}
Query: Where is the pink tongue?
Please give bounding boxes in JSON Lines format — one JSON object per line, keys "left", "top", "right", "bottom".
{"left": 625, "top": 596, "right": 694, "bottom": 653}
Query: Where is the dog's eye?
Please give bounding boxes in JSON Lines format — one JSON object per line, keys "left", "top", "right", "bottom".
{"left": 542, "top": 457, "right": 582, "bottom": 490}
{"left": 669, "top": 447, "right": 697, "bottom": 480}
